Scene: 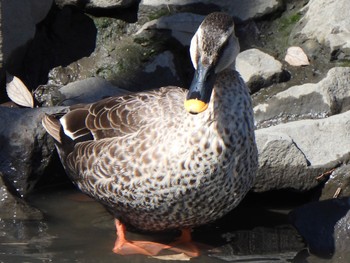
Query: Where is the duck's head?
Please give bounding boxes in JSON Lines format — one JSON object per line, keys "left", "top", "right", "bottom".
{"left": 184, "top": 12, "right": 240, "bottom": 114}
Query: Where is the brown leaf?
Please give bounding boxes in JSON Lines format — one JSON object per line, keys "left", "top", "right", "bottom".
{"left": 6, "top": 75, "right": 34, "bottom": 108}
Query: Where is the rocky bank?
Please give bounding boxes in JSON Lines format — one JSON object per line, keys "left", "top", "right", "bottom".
{"left": 1, "top": 0, "right": 350, "bottom": 262}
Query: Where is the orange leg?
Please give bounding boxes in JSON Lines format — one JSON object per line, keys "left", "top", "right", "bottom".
{"left": 113, "top": 219, "right": 171, "bottom": 256}
{"left": 168, "top": 228, "right": 200, "bottom": 257}
{"left": 112, "top": 219, "right": 199, "bottom": 257}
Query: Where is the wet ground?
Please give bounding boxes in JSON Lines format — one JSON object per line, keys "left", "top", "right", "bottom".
{"left": 0, "top": 181, "right": 318, "bottom": 263}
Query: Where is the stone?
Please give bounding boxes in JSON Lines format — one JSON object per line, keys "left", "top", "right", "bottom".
{"left": 140, "top": 0, "right": 284, "bottom": 22}
{"left": 253, "top": 132, "right": 319, "bottom": 192}
{"left": 0, "top": 106, "right": 67, "bottom": 197}
{"left": 1, "top": 0, "right": 53, "bottom": 72}
{"left": 210, "top": 226, "right": 303, "bottom": 262}
{"left": 333, "top": 208, "right": 350, "bottom": 261}
{"left": 58, "top": 77, "right": 130, "bottom": 106}
{"left": 254, "top": 67, "right": 350, "bottom": 128}
{"left": 0, "top": 0, "right": 53, "bottom": 66}
{"left": 236, "top": 48, "right": 286, "bottom": 92}
{"left": 284, "top": 46, "right": 310, "bottom": 66}
{"left": 290, "top": 198, "right": 350, "bottom": 259}
{"left": 22, "top": 6, "right": 97, "bottom": 89}
{"left": 319, "top": 165, "right": 350, "bottom": 200}
{"left": 127, "top": 50, "right": 187, "bottom": 91}
{"left": 136, "top": 13, "right": 204, "bottom": 46}
{"left": 0, "top": 174, "right": 43, "bottom": 220}
{"left": 55, "top": 0, "right": 137, "bottom": 9}
{"left": 254, "top": 110, "right": 350, "bottom": 192}
{"left": 291, "top": 0, "right": 350, "bottom": 60}
{"left": 46, "top": 13, "right": 187, "bottom": 92}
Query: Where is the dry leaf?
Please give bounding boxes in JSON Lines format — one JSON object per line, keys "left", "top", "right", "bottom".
{"left": 151, "top": 253, "right": 192, "bottom": 261}
{"left": 6, "top": 75, "right": 34, "bottom": 108}
{"left": 284, "top": 46, "right": 310, "bottom": 66}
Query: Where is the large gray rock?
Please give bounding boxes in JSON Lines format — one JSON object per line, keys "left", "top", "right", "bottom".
{"left": 290, "top": 198, "right": 350, "bottom": 261}
{"left": 333, "top": 207, "right": 350, "bottom": 262}
{"left": 136, "top": 13, "right": 204, "bottom": 46}
{"left": 58, "top": 77, "right": 130, "bottom": 105}
{"left": 254, "top": 67, "right": 350, "bottom": 128}
{"left": 1, "top": 0, "right": 53, "bottom": 72}
{"left": 47, "top": 14, "right": 186, "bottom": 92}
{"left": 0, "top": 106, "right": 67, "bottom": 197}
{"left": 210, "top": 226, "right": 303, "bottom": 262}
{"left": 254, "top": 110, "right": 350, "bottom": 192}
{"left": 140, "top": 0, "right": 284, "bottom": 22}
{"left": 291, "top": 0, "right": 350, "bottom": 60}
{"left": 55, "top": 0, "right": 137, "bottom": 8}
{"left": 320, "top": 165, "right": 350, "bottom": 201}
{"left": 236, "top": 48, "right": 286, "bottom": 93}
{"left": 0, "top": 174, "right": 43, "bottom": 220}
{"left": 253, "top": 132, "right": 317, "bottom": 192}
{"left": 35, "top": 77, "right": 129, "bottom": 107}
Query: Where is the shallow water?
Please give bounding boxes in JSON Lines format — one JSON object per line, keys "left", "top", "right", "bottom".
{"left": 0, "top": 185, "right": 310, "bottom": 263}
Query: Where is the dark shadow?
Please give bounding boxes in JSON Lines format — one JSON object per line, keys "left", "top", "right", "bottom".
{"left": 289, "top": 198, "right": 350, "bottom": 258}
{"left": 5, "top": 4, "right": 97, "bottom": 91}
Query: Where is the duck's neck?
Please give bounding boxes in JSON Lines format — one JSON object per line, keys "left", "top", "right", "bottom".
{"left": 210, "top": 68, "right": 254, "bottom": 147}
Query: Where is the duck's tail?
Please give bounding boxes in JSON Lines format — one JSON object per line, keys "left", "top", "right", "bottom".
{"left": 42, "top": 108, "right": 93, "bottom": 165}
{"left": 42, "top": 113, "right": 74, "bottom": 165}
{"left": 42, "top": 113, "right": 64, "bottom": 144}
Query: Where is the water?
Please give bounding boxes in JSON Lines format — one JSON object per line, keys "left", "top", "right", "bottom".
{"left": 0, "top": 185, "right": 308, "bottom": 263}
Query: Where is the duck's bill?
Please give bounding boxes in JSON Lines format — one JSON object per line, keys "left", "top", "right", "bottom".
{"left": 184, "top": 63, "right": 216, "bottom": 114}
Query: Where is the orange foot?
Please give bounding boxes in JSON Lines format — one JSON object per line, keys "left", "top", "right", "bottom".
{"left": 112, "top": 219, "right": 199, "bottom": 258}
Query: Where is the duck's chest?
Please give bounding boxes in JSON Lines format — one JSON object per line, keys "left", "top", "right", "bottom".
{"left": 114, "top": 147, "right": 239, "bottom": 231}
{"left": 111, "top": 127, "right": 244, "bottom": 220}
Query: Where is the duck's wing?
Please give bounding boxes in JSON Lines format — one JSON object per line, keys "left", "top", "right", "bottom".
{"left": 48, "top": 86, "right": 186, "bottom": 143}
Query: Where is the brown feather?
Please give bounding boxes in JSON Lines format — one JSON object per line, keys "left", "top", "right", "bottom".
{"left": 42, "top": 114, "right": 62, "bottom": 143}
{"left": 60, "top": 108, "right": 90, "bottom": 140}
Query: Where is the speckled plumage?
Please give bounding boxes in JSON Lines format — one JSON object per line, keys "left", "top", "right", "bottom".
{"left": 43, "top": 12, "right": 258, "bottom": 232}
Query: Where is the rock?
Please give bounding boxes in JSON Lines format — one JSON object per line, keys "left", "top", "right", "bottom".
{"left": 55, "top": 0, "right": 137, "bottom": 9}
{"left": 22, "top": 6, "right": 97, "bottom": 89}
{"left": 58, "top": 77, "right": 130, "bottom": 106}
{"left": 236, "top": 48, "right": 287, "bottom": 93}
{"left": 253, "top": 132, "right": 318, "bottom": 192}
{"left": 1, "top": 0, "right": 53, "bottom": 71}
{"left": 284, "top": 46, "right": 310, "bottom": 66}
{"left": 136, "top": 13, "right": 204, "bottom": 46}
{"left": 254, "top": 110, "right": 350, "bottom": 192}
{"left": 289, "top": 198, "right": 350, "bottom": 259}
{"left": 210, "top": 226, "right": 304, "bottom": 262}
{"left": 141, "top": 51, "right": 184, "bottom": 85}
{"left": 333, "top": 208, "right": 350, "bottom": 262}
{"left": 140, "top": 0, "right": 285, "bottom": 22}
{"left": 0, "top": 173, "right": 43, "bottom": 220}
{"left": 0, "top": 174, "right": 52, "bottom": 260}
{"left": 228, "top": 0, "right": 285, "bottom": 22}
{"left": 291, "top": 0, "right": 350, "bottom": 60}
{"left": 49, "top": 26, "right": 187, "bottom": 93}
{"left": 319, "top": 165, "right": 350, "bottom": 200}
{"left": 46, "top": 13, "right": 187, "bottom": 92}
{"left": 35, "top": 77, "right": 131, "bottom": 107}
{"left": 0, "top": 106, "right": 67, "bottom": 197}
{"left": 254, "top": 67, "right": 350, "bottom": 128}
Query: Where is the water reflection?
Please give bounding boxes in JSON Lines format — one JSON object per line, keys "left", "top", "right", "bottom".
{"left": 0, "top": 187, "right": 311, "bottom": 263}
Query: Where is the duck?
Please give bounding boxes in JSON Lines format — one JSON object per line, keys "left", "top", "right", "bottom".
{"left": 42, "top": 12, "right": 258, "bottom": 257}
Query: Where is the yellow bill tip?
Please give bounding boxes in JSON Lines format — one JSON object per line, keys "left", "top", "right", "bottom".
{"left": 184, "top": 99, "right": 208, "bottom": 114}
